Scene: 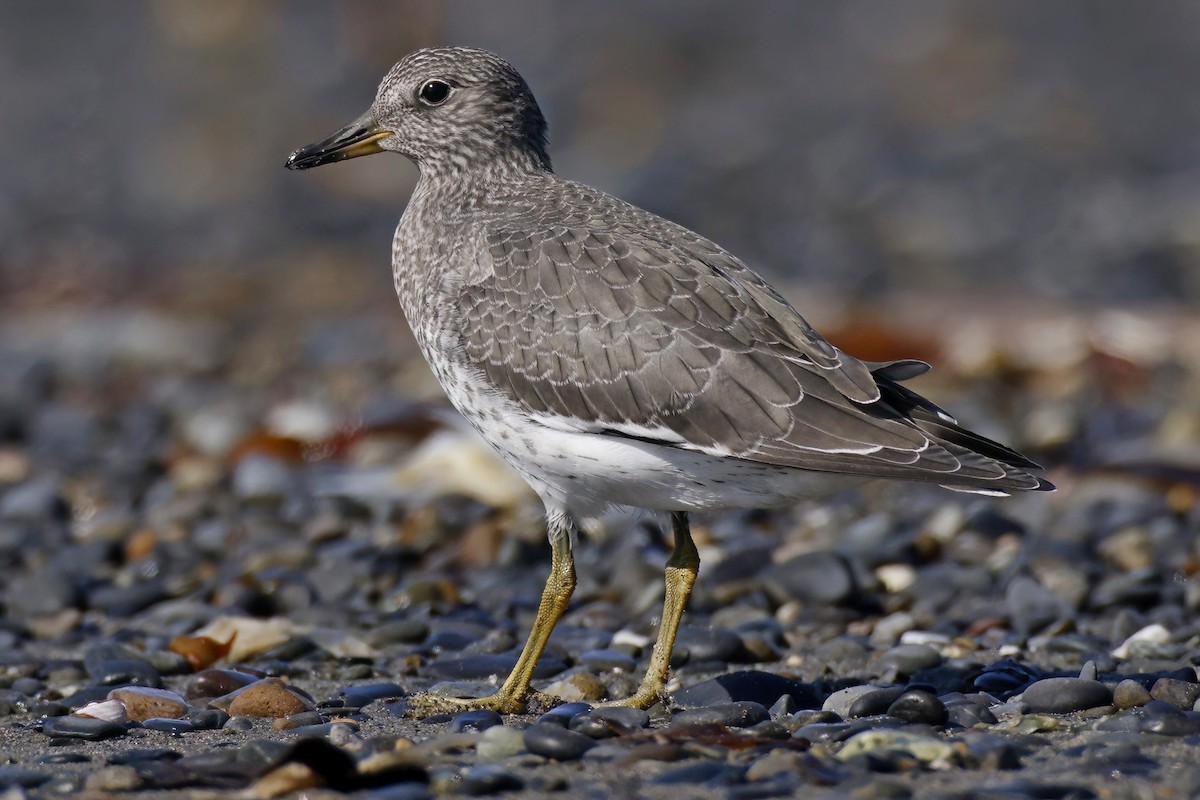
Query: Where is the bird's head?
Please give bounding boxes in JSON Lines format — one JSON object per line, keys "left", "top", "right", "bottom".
{"left": 286, "top": 47, "right": 550, "bottom": 176}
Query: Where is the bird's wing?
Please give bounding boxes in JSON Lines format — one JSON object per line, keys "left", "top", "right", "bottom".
{"left": 457, "top": 220, "right": 1046, "bottom": 492}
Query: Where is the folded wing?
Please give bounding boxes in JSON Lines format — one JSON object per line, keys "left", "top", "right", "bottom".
{"left": 457, "top": 212, "right": 1050, "bottom": 495}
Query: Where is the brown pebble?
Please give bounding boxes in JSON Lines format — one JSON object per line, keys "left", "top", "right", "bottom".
{"left": 185, "top": 668, "right": 259, "bottom": 700}
{"left": 226, "top": 677, "right": 314, "bottom": 718}
{"left": 108, "top": 687, "right": 188, "bottom": 721}
{"left": 251, "top": 762, "right": 325, "bottom": 799}
{"left": 1113, "top": 679, "right": 1152, "bottom": 709}
{"left": 544, "top": 671, "right": 607, "bottom": 702}
{"left": 84, "top": 766, "right": 143, "bottom": 792}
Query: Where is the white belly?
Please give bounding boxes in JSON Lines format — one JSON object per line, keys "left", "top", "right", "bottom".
{"left": 438, "top": 368, "right": 854, "bottom": 516}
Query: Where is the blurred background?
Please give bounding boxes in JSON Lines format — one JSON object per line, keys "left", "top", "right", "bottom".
{"left": 1, "top": 0, "right": 1198, "bottom": 504}
{"left": 5, "top": 0, "right": 1200, "bottom": 306}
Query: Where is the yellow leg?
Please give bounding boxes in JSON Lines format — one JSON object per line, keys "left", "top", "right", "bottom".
{"left": 406, "top": 511, "right": 576, "bottom": 717}
{"left": 606, "top": 511, "right": 699, "bottom": 710}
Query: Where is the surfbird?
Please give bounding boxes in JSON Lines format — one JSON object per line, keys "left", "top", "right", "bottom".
{"left": 287, "top": 47, "right": 1052, "bottom": 715}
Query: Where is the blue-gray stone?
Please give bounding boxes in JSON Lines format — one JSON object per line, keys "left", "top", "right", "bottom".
{"left": 43, "top": 716, "right": 126, "bottom": 741}
{"left": 522, "top": 722, "right": 595, "bottom": 760}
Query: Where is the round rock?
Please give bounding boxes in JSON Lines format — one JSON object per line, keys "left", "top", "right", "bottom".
{"left": 522, "top": 722, "right": 595, "bottom": 761}
{"left": 1020, "top": 678, "right": 1112, "bottom": 714}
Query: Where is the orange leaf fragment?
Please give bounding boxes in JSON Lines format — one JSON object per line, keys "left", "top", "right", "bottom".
{"left": 170, "top": 632, "right": 238, "bottom": 671}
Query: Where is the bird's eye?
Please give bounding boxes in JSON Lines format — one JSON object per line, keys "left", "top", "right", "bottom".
{"left": 418, "top": 80, "right": 451, "bottom": 106}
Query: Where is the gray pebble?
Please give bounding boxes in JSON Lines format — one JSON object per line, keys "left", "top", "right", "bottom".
{"left": 188, "top": 708, "right": 230, "bottom": 730}
{"left": 42, "top": 716, "right": 125, "bottom": 741}
{"left": 330, "top": 682, "right": 405, "bottom": 708}
{"left": 84, "top": 655, "right": 161, "bottom": 688}
{"left": 945, "top": 700, "right": 998, "bottom": 727}
{"left": 232, "top": 454, "right": 295, "bottom": 500}
{"left": 0, "top": 767, "right": 52, "bottom": 788}
{"left": 650, "top": 760, "right": 740, "bottom": 785}
{"left": 1005, "top": 575, "right": 1069, "bottom": 634}
{"left": 1150, "top": 677, "right": 1200, "bottom": 710}
{"left": 536, "top": 702, "right": 592, "bottom": 726}
{"left": 522, "top": 722, "right": 595, "bottom": 760}
{"left": 366, "top": 619, "right": 430, "bottom": 647}
{"left": 457, "top": 764, "right": 524, "bottom": 795}
{"left": 429, "top": 654, "right": 566, "bottom": 681}
{"left": 880, "top": 644, "right": 943, "bottom": 675}
{"left": 576, "top": 648, "right": 637, "bottom": 673}
{"left": 287, "top": 722, "right": 343, "bottom": 738}
{"left": 1138, "top": 701, "right": 1200, "bottom": 736}
{"left": 4, "top": 569, "right": 79, "bottom": 617}
{"left": 769, "top": 694, "right": 797, "bottom": 718}
{"left": 823, "top": 685, "right": 880, "bottom": 718}
{"left": 285, "top": 711, "right": 324, "bottom": 727}
{"left": 476, "top": 725, "right": 525, "bottom": 761}
{"left": 569, "top": 706, "right": 650, "bottom": 739}
{"left": 761, "top": 551, "right": 855, "bottom": 605}
{"left": 566, "top": 715, "right": 615, "bottom": 739}
{"left": 88, "top": 581, "right": 169, "bottom": 618}
{"left": 672, "top": 701, "right": 769, "bottom": 728}
{"left": 673, "top": 625, "right": 744, "bottom": 663}
{"left": 449, "top": 710, "right": 503, "bottom": 733}
{"left": 1021, "top": 678, "right": 1112, "bottom": 713}
{"left": 32, "top": 751, "right": 90, "bottom": 764}
{"left": 674, "top": 670, "right": 816, "bottom": 709}
{"left": 0, "top": 477, "right": 69, "bottom": 522}
{"left": 141, "top": 718, "right": 194, "bottom": 734}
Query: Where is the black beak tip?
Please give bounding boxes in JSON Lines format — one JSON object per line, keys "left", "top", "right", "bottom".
{"left": 285, "top": 149, "right": 308, "bottom": 171}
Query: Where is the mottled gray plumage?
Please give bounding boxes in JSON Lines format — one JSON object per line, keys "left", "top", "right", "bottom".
{"left": 287, "top": 46, "right": 1051, "bottom": 713}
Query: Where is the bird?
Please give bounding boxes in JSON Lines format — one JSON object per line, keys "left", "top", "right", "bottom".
{"left": 286, "top": 46, "right": 1052, "bottom": 716}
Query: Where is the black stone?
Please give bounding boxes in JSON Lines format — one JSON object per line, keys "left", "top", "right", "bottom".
{"left": 847, "top": 687, "right": 906, "bottom": 718}
{"left": 43, "top": 715, "right": 126, "bottom": 741}
{"left": 1138, "top": 701, "right": 1200, "bottom": 736}
{"left": 457, "top": 764, "right": 524, "bottom": 795}
{"left": 886, "top": 690, "right": 948, "bottom": 725}
{"left": 84, "top": 658, "right": 162, "bottom": 688}
{"left": 672, "top": 701, "right": 770, "bottom": 728}
{"left": 0, "top": 767, "right": 51, "bottom": 788}
{"left": 329, "top": 682, "right": 405, "bottom": 708}
{"left": 576, "top": 648, "right": 637, "bottom": 673}
{"left": 189, "top": 708, "right": 230, "bottom": 730}
{"left": 140, "top": 717, "right": 195, "bottom": 734}
{"left": 673, "top": 670, "right": 818, "bottom": 709}
{"left": 428, "top": 653, "right": 566, "bottom": 681}
{"left": 1021, "top": 678, "right": 1112, "bottom": 714}
{"left": 522, "top": 722, "right": 596, "bottom": 760}
{"left": 972, "top": 659, "right": 1041, "bottom": 697}
{"left": 536, "top": 702, "right": 592, "bottom": 726}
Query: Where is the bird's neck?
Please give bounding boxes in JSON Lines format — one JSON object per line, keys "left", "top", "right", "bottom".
{"left": 416, "top": 146, "right": 552, "bottom": 189}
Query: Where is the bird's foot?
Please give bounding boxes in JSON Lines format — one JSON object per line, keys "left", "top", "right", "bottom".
{"left": 598, "top": 685, "right": 667, "bottom": 711}
{"left": 403, "top": 689, "right": 560, "bottom": 718}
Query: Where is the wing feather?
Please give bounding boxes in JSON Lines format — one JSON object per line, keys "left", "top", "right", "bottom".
{"left": 456, "top": 186, "right": 1050, "bottom": 493}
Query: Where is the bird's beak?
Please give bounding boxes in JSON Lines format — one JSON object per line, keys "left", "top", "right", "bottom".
{"left": 286, "top": 110, "right": 392, "bottom": 170}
